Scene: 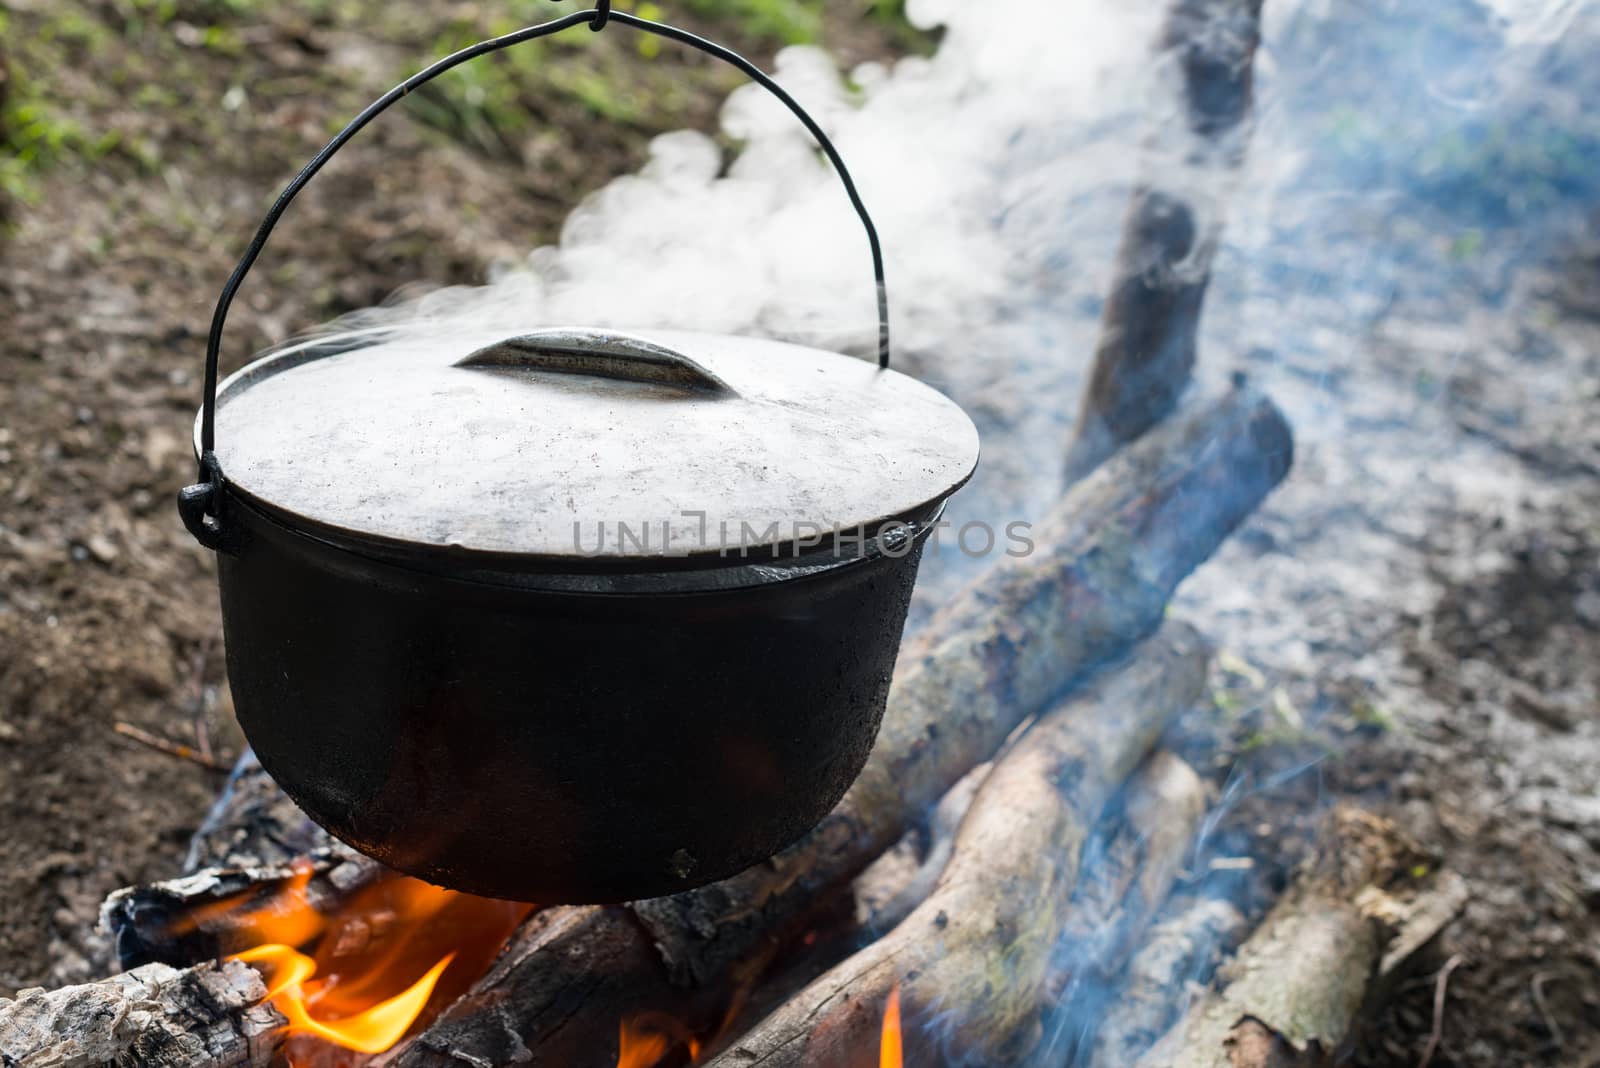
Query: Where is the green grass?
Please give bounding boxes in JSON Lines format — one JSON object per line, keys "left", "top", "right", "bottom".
{"left": 684, "top": 0, "right": 824, "bottom": 45}
{"left": 1, "top": 0, "right": 925, "bottom": 205}
{"left": 398, "top": 0, "right": 861, "bottom": 161}
{"left": 0, "top": 11, "right": 121, "bottom": 204}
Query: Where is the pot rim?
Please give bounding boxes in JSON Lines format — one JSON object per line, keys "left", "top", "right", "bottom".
{"left": 198, "top": 328, "right": 973, "bottom": 574}
{"left": 222, "top": 478, "right": 945, "bottom": 594}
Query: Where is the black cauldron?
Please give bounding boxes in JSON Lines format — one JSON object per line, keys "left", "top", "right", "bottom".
{"left": 178, "top": 7, "right": 979, "bottom": 904}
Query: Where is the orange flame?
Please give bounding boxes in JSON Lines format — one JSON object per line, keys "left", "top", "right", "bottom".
{"left": 213, "top": 865, "right": 532, "bottom": 1059}
{"left": 615, "top": 1013, "right": 702, "bottom": 1068}
{"left": 180, "top": 859, "right": 322, "bottom": 947}
{"left": 880, "top": 983, "right": 903, "bottom": 1068}
{"left": 234, "top": 944, "right": 454, "bottom": 1054}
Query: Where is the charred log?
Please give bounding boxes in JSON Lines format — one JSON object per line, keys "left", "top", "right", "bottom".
{"left": 0, "top": 959, "right": 282, "bottom": 1068}
{"left": 184, "top": 748, "right": 334, "bottom": 873}
{"left": 102, "top": 845, "right": 386, "bottom": 970}
{"left": 702, "top": 623, "right": 1209, "bottom": 1067}
{"left": 392, "top": 386, "right": 1291, "bottom": 1068}
{"left": 1064, "top": 0, "right": 1266, "bottom": 481}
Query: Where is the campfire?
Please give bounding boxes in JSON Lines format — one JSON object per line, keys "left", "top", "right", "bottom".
{"left": 185, "top": 865, "right": 529, "bottom": 1064}
{"left": 0, "top": 0, "right": 1493, "bottom": 1066}
{"left": 4, "top": 357, "right": 1463, "bottom": 1067}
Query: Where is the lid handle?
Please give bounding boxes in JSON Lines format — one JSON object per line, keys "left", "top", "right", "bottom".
{"left": 184, "top": 2, "right": 893, "bottom": 552}
{"left": 456, "top": 330, "right": 736, "bottom": 395}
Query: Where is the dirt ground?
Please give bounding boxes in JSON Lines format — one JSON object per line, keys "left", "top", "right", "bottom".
{"left": 1158, "top": 226, "right": 1600, "bottom": 1065}
{"left": 2, "top": 1, "right": 1598, "bottom": 1066}
{"left": 0, "top": 0, "right": 919, "bottom": 993}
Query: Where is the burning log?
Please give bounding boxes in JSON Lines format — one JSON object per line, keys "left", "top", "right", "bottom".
{"left": 1134, "top": 808, "right": 1468, "bottom": 1068}
{"left": 702, "top": 623, "right": 1210, "bottom": 1067}
{"left": 0, "top": 959, "right": 284, "bottom": 1068}
{"left": 392, "top": 386, "right": 1291, "bottom": 1068}
{"left": 1085, "top": 898, "right": 1248, "bottom": 1068}
{"left": 1063, "top": 0, "right": 1266, "bottom": 482}
{"left": 103, "top": 843, "right": 386, "bottom": 970}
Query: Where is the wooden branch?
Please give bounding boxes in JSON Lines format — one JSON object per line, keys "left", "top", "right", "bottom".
{"left": 703, "top": 623, "right": 1210, "bottom": 1068}
{"left": 1086, "top": 898, "right": 1248, "bottom": 1068}
{"left": 392, "top": 387, "right": 1291, "bottom": 1068}
{"left": 741, "top": 749, "right": 1209, "bottom": 1068}
{"left": 1064, "top": 0, "right": 1266, "bottom": 482}
{"left": 1135, "top": 808, "right": 1468, "bottom": 1068}
{"left": 0, "top": 960, "right": 283, "bottom": 1068}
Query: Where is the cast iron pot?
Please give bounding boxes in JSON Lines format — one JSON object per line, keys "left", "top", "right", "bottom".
{"left": 178, "top": 6, "right": 979, "bottom": 903}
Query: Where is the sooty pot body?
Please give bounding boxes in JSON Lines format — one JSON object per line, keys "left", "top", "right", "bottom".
{"left": 215, "top": 493, "right": 928, "bottom": 903}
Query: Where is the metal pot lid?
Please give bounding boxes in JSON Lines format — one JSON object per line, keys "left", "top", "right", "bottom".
{"left": 206, "top": 327, "right": 979, "bottom": 563}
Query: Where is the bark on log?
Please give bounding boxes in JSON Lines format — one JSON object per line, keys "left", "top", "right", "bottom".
{"left": 0, "top": 959, "right": 283, "bottom": 1068}
{"left": 1032, "top": 751, "right": 1209, "bottom": 1065}
{"left": 704, "top": 624, "right": 1209, "bottom": 1068}
{"left": 393, "top": 387, "right": 1291, "bottom": 1068}
{"left": 1085, "top": 898, "right": 1248, "bottom": 1068}
{"left": 1049, "top": 750, "right": 1208, "bottom": 996}
{"left": 1063, "top": 0, "right": 1266, "bottom": 482}
{"left": 1134, "top": 808, "right": 1467, "bottom": 1068}
{"left": 716, "top": 762, "right": 992, "bottom": 1054}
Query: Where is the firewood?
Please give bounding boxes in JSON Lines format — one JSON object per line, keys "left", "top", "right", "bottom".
{"left": 103, "top": 750, "right": 393, "bottom": 971}
{"left": 854, "top": 761, "right": 989, "bottom": 936}
{"left": 390, "top": 386, "right": 1290, "bottom": 1068}
{"left": 702, "top": 623, "right": 1210, "bottom": 1068}
{"left": 1063, "top": 0, "right": 1265, "bottom": 482}
{"left": 714, "top": 761, "right": 993, "bottom": 1051}
{"left": 183, "top": 748, "right": 334, "bottom": 873}
{"left": 1034, "top": 751, "right": 1209, "bottom": 1064}
{"left": 102, "top": 843, "right": 385, "bottom": 970}
{"left": 1134, "top": 808, "right": 1468, "bottom": 1068}
{"left": 0, "top": 959, "right": 283, "bottom": 1068}
{"left": 1085, "top": 898, "right": 1248, "bottom": 1068}
{"left": 1049, "top": 750, "right": 1208, "bottom": 995}
{"left": 728, "top": 750, "right": 1210, "bottom": 1068}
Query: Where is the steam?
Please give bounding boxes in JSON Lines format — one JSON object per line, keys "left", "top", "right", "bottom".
{"left": 373, "top": 0, "right": 1165, "bottom": 359}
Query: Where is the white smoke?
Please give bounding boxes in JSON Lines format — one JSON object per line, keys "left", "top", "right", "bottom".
{"left": 380, "top": 0, "right": 1168, "bottom": 368}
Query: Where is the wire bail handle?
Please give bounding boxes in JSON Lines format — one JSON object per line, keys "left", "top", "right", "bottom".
{"left": 183, "top": 3, "right": 893, "bottom": 553}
